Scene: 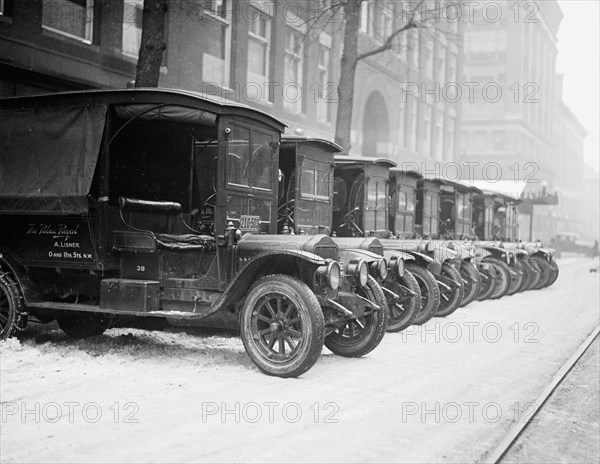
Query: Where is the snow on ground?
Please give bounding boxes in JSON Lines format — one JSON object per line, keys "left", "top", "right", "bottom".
{"left": 1, "top": 257, "right": 599, "bottom": 463}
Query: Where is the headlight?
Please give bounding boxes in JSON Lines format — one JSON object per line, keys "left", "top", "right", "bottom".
{"left": 397, "top": 257, "right": 405, "bottom": 277}
{"left": 370, "top": 259, "right": 388, "bottom": 280}
{"left": 348, "top": 259, "right": 368, "bottom": 287}
{"left": 387, "top": 255, "right": 405, "bottom": 277}
{"left": 316, "top": 261, "right": 341, "bottom": 291}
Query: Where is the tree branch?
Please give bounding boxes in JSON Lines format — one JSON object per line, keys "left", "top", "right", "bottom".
{"left": 355, "top": 0, "right": 426, "bottom": 62}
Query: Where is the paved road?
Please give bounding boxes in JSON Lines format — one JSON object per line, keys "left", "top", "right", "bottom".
{"left": 1, "top": 257, "right": 598, "bottom": 463}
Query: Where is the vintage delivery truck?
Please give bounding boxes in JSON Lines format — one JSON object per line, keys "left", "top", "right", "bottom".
{"left": 0, "top": 89, "right": 387, "bottom": 378}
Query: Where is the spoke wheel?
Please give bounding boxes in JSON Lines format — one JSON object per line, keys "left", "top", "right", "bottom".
{"left": 545, "top": 259, "right": 560, "bottom": 287}
{"left": 521, "top": 258, "right": 540, "bottom": 291}
{"left": 459, "top": 261, "right": 481, "bottom": 307}
{"left": 483, "top": 258, "right": 511, "bottom": 299}
{"left": 0, "top": 267, "right": 28, "bottom": 340}
{"left": 406, "top": 264, "right": 440, "bottom": 326}
{"left": 530, "top": 256, "right": 551, "bottom": 290}
{"left": 435, "top": 263, "right": 465, "bottom": 317}
{"left": 325, "top": 276, "right": 387, "bottom": 357}
{"left": 505, "top": 259, "right": 525, "bottom": 296}
{"left": 476, "top": 265, "right": 497, "bottom": 301}
{"left": 240, "top": 275, "right": 324, "bottom": 377}
{"left": 384, "top": 270, "right": 421, "bottom": 332}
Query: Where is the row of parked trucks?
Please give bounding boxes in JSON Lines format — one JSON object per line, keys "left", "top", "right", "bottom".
{"left": 0, "top": 89, "right": 559, "bottom": 377}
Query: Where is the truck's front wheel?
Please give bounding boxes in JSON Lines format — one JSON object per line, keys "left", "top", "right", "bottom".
{"left": 324, "top": 275, "right": 387, "bottom": 357}
{"left": 240, "top": 275, "right": 324, "bottom": 378}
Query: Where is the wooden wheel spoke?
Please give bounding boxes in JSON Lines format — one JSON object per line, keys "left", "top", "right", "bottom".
{"left": 267, "top": 332, "right": 277, "bottom": 350}
{"left": 288, "top": 327, "right": 302, "bottom": 338}
{"left": 257, "top": 314, "right": 272, "bottom": 324}
{"left": 0, "top": 313, "right": 8, "bottom": 325}
{"left": 284, "top": 335, "right": 297, "bottom": 352}
{"left": 264, "top": 300, "right": 277, "bottom": 317}
{"left": 283, "top": 302, "right": 294, "bottom": 319}
{"left": 278, "top": 337, "right": 285, "bottom": 355}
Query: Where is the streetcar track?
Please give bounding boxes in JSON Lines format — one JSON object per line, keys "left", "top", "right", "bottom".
{"left": 481, "top": 324, "right": 600, "bottom": 464}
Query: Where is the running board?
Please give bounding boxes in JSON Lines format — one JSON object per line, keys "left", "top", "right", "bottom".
{"left": 27, "top": 302, "right": 209, "bottom": 319}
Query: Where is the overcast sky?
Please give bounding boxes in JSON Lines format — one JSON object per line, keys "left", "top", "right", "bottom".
{"left": 557, "top": 0, "right": 599, "bottom": 172}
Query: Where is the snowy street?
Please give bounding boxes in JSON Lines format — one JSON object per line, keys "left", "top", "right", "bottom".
{"left": 1, "top": 256, "right": 598, "bottom": 463}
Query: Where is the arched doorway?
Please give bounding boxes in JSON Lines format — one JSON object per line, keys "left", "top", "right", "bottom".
{"left": 362, "top": 91, "right": 389, "bottom": 156}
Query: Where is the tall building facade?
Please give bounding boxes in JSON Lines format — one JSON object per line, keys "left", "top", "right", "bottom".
{"left": 459, "top": 0, "right": 590, "bottom": 243}
{"left": 0, "top": 0, "right": 462, "bottom": 167}
{"left": 460, "top": 0, "right": 563, "bottom": 185}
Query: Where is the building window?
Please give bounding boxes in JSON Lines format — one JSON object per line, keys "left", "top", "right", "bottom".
{"left": 364, "top": 0, "right": 393, "bottom": 42}
{"left": 42, "top": 0, "right": 94, "bottom": 43}
{"left": 434, "top": 116, "right": 444, "bottom": 160}
{"left": 122, "top": 0, "right": 142, "bottom": 57}
{"left": 424, "top": 37, "right": 434, "bottom": 80}
{"left": 201, "top": 0, "right": 231, "bottom": 87}
{"left": 283, "top": 25, "right": 305, "bottom": 113}
{"left": 423, "top": 104, "right": 432, "bottom": 157}
{"left": 247, "top": 6, "right": 272, "bottom": 102}
{"left": 447, "top": 117, "right": 456, "bottom": 160}
{"left": 317, "top": 34, "right": 331, "bottom": 122}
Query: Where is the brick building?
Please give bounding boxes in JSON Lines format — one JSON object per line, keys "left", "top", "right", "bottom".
{"left": 0, "top": 0, "right": 463, "bottom": 167}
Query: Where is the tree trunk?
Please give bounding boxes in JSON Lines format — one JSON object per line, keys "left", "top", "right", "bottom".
{"left": 135, "top": 0, "right": 169, "bottom": 87}
{"left": 334, "top": 0, "right": 362, "bottom": 154}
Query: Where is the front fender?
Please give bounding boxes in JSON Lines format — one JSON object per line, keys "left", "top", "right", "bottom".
{"left": 208, "top": 251, "right": 327, "bottom": 319}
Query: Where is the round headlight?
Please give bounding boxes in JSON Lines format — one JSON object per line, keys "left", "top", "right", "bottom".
{"left": 397, "top": 257, "right": 405, "bottom": 277}
{"left": 328, "top": 261, "right": 341, "bottom": 291}
{"left": 316, "top": 261, "right": 341, "bottom": 291}
{"left": 358, "top": 260, "right": 369, "bottom": 287}
{"left": 370, "top": 258, "right": 388, "bottom": 280}
{"left": 378, "top": 259, "right": 388, "bottom": 280}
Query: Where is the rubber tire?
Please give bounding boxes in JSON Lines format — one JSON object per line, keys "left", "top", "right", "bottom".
{"left": 325, "top": 275, "right": 388, "bottom": 357}
{"left": 545, "top": 259, "right": 560, "bottom": 287}
{"left": 522, "top": 258, "right": 540, "bottom": 291}
{"left": 505, "top": 259, "right": 525, "bottom": 296}
{"left": 517, "top": 258, "right": 535, "bottom": 292}
{"left": 435, "top": 263, "right": 465, "bottom": 317}
{"left": 476, "top": 265, "right": 496, "bottom": 301}
{"left": 530, "top": 256, "right": 551, "bottom": 290}
{"left": 240, "top": 274, "right": 325, "bottom": 378}
{"left": 483, "top": 258, "right": 511, "bottom": 300}
{"left": 57, "top": 311, "right": 112, "bottom": 339}
{"left": 383, "top": 270, "right": 420, "bottom": 332}
{"left": 406, "top": 263, "right": 440, "bottom": 326}
{"left": 0, "top": 268, "right": 28, "bottom": 340}
{"left": 459, "top": 261, "right": 480, "bottom": 307}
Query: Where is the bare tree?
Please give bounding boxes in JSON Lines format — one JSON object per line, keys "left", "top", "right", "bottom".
{"left": 331, "top": 0, "right": 452, "bottom": 153}
{"left": 135, "top": 0, "right": 169, "bottom": 87}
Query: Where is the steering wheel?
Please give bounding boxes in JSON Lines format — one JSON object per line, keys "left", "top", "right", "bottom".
{"left": 278, "top": 198, "right": 295, "bottom": 229}
{"left": 338, "top": 206, "right": 363, "bottom": 237}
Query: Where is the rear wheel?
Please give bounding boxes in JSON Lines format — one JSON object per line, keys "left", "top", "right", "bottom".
{"left": 484, "top": 258, "right": 511, "bottom": 299}
{"left": 406, "top": 264, "right": 440, "bottom": 326}
{"left": 240, "top": 275, "right": 324, "bottom": 378}
{"left": 57, "top": 311, "right": 112, "bottom": 339}
{"left": 384, "top": 270, "right": 420, "bottom": 332}
{"left": 435, "top": 263, "right": 465, "bottom": 317}
{"left": 0, "top": 268, "right": 28, "bottom": 340}
{"left": 459, "top": 261, "right": 480, "bottom": 307}
{"left": 325, "top": 275, "right": 388, "bottom": 357}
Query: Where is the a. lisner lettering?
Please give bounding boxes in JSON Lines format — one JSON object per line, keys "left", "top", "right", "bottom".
{"left": 27, "top": 224, "right": 80, "bottom": 242}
